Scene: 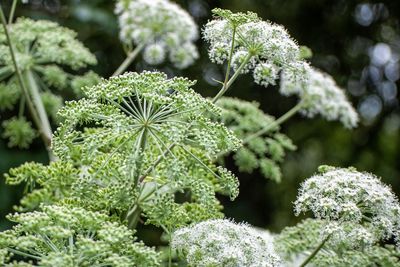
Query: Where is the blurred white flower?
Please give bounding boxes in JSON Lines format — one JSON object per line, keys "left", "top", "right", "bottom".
{"left": 115, "top": 0, "right": 198, "bottom": 68}
{"left": 143, "top": 43, "right": 166, "bottom": 65}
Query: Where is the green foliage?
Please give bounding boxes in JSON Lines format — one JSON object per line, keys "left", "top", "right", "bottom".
{"left": 5, "top": 161, "right": 77, "bottom": 211}
{"left": 0, "top": 81, "right": 20, "bottom": 110}
{"left": 0, "top": 205, "right": 161, "bottom": 266}
{"left": 41, "top": 91, "right": 63, "bottom": 122}
{"left": 214, "top": 97, "right": 296, "bottom": 182}
{"left": 3, "top": 72, "right": 240, "bottom": 231}
{"left": 71, "top": 71, "right": 101, "bottom": 97}
{"left": 2, "top": 117, "right": 36, "bottom": 148}
{"left": 0, "top": 17, "right": 96, "bottom": 70}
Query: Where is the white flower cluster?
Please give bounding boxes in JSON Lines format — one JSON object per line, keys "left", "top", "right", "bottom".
{"left": 281, "top": 66, "right": 359, "bottom": 128}
{"left": 203, "top": 10, "right": 359, "bottom": 129}
{"left": 115, "top": 0, "right": 199, "bottom": 69}
{"left": 203, "top": 11, "right": 301, "bottom": 86}
{"left": 295, "top": 167, "right": 400, "bottom": 244}
{"left": 172, "top": 219, "right": 280, "bottom": 267}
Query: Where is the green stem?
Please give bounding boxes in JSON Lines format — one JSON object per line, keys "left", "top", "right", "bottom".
{"left": 242, "top": 101, "right": 304, "bottom": 145}
{"left": 126, "top": 204, "right": 141, "bottom": 229}
{"left": 222, "top": 27, "right": 237, "bottom": 88}
{"left": 299, "top": 234, "right": 331, "bottom": 267}
{"left": 7, "top": 248, "right": 41, "bottom": 261}
{"left": 25, "top": 70, "right": 55, "bottom": 160}
{"left": 212, "top": 52, "right": 253, "bottom": 103}
{"left": 0, "top": 5, "right": 54, "bottom": 160}
{"left": 112, "top": 43, "right": 144, "bottom": 77}
{"left": 139, "top": 143, "right": 174, "bottom": 183}
{"left": 8, "top": 0, "right": 17, "bottom": 24}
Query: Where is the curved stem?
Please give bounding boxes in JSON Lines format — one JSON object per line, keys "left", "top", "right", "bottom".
{"left": 112, "top": 44, "right": 144, "bottom": 77}
{"left": 242, "top": 101, "right": 304, "bottom": 145}
{"left": 299, "top": 234, "right": 331, "bottom": 267}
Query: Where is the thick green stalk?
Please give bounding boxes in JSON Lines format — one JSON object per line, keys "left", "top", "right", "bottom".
{"left": 25, "top": 70, "right": 55, "bottom": 160}
{"left": 112, "top": 44, "right": 144, "bottom": 77}
{"left": 126, "top": 204, "right": 141, "bottom": 229}
{"left": 299, "top": 234, "right": 331, "bottom": 267}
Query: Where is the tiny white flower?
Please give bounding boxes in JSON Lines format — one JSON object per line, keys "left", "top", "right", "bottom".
{"left": 253, "top": 63, "right": 279, "bottom": 86}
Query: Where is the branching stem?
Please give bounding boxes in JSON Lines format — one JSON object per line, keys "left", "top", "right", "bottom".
{"left": 212, "top": 52, "right": 252, "bottom": 103}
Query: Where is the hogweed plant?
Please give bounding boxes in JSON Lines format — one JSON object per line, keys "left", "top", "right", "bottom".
{"left": 0, "top": 1, "right": 399, "bottom": 267}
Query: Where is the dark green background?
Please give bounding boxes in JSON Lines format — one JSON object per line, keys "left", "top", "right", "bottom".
{"left": 1, "top": 0, "right": 399, "bottom": 233}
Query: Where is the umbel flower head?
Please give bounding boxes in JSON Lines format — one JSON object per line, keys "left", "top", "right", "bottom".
{"left": 115, "top": 0, "right": 199, "bottom": 69}
{"left": 172, "top": 219, "right": 280, "bottom": 267}
{"left": 203, "top": 8, "right": 302, "bottom": 85}
{"left": 51, "top": 71, "right": 240, "bottom": 226}
{"left": 280, "top": 65, "right": 359, "bottom": 128}
{"left": 0, "top": 205, "right": 160, "bottom": 266}
{"left": 294, "top": 166, "right": 400, "bottom": 245}
{"left": 0, "top": 17, "right": 96, "bottom": 72}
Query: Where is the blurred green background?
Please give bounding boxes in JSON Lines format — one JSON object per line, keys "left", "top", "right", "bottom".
{"left": 1, "top": 0, "right": 399, "bottom": 233}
